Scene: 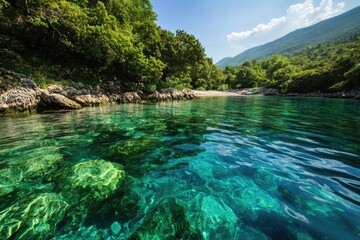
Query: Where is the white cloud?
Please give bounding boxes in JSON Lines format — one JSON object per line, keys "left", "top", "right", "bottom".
{"left": 227, "top": 0, "right": 345, "bottom": 53}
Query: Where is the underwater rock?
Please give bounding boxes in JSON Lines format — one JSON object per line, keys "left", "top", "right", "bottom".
{"left": 130, "top": 197, "right": 202, "bottom": 240}
{"left": 234, "top": 223, "right": 269, "bottom": 240}
{"left": 0, "top": 168, "right": 23, "bottom": 196}
{"left": 235, "top": 185, "right": 281, "bottom": 220}
{"left": 59, "top": 159, "right": 125, "bottom": 202}
{"left": 199, "top": 196, "right": 238, "bottom": 239}
{"left": 0, "top": 193, "right": 69, "bottom": 239}
{"left": 21, "top": 153, "right": 63, "bottom": 180}
{"left": 83, "top": 176, "right": 141, "bottom": 228}
{"left": 253, "top": 168, "right": 282, "bottom": 195}
{"left": 278, "top": 183, "right": 346, "bottom": 218}
{"left": 109, "top": 137, "right": 158, "bottom": 159}
{"left": 111, "top": 221, "right": 121, "bottom": 235}
{"left": 52, "top": 160, "right": 126, "bottom": 233}
{"left": 0, "top": 154, "right": 63, "bottom": 196}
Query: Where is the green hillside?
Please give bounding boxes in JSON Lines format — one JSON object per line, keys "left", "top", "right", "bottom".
{"left": 223, "top": 37, "right": 360, "bottom": 93}
{"left": 217, "top": 6, "right": 360, "bottom": 68}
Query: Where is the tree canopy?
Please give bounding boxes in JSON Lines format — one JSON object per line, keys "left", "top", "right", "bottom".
{"left": 223, "top": 38, "right": 360, "bottom": 93}
{"left": 0, "top": 1, "right": 358, "bottom": 93}
{"left": 0, "top": 0, "right": 226, "bottom": 91}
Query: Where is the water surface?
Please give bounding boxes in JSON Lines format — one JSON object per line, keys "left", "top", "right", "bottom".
{"left": 0, "top": 96, "right": 359, "bottom": 239}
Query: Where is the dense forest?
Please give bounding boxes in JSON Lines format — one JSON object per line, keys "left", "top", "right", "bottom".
{"left": 0, "top": 0, "right": 225, "bottom": 92}
{"left": 223, "top": 37, "right": 360, "bottom": 93}
{"left": 0, "top": 0, "right": 359, "bottom": 93}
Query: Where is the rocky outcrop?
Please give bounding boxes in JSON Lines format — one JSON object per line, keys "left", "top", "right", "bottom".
{"left": 0, "top": 69, "right": 195, "bottom": 114}
{"left": 292, "top": 90, "right": 360, "bottom": 99}
{"left": 0, "top": 87, "right": 40, "bottom": 114}
{"left": 146, "top": 88, "right": 195, "bottom": 101}
{"left": 72, "top": 94, "right": 110, "bottom": 106}
{"left": 235, "top": 88, "right": 279, "bottom": 96}
{"left": 118, "top": 92, "right": 142, "bottom": 103}
{"left": 0, "top": 69, "right": 40, "bottom": 114}
{"left": 38, "top": 90, "right": 82, "bottom": 112}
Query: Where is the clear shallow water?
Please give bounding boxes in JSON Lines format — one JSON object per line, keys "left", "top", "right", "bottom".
{"left": 0, "top": 96, "right": 359, "bottom": 239}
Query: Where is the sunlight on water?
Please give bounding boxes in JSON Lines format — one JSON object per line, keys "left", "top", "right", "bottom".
{"left": 0, "top": 96, "right": 359, "bottom": 239}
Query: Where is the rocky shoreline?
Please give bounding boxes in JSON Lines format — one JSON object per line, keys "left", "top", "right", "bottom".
{"left": 228, "top": 88, "right": 360, "bottom": 99}
{"left": 0, "top": 69, "right": 195, "bottom": 114}
{"left": 1, "top": 70, "right": 359, "bottom": 115}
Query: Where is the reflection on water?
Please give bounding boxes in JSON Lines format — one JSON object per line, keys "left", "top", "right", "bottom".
{"left": 0, "top": 96, "right": 359, "bottom": 239}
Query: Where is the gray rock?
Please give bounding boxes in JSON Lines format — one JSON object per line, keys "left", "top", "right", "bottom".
{"left": 39, "top": 90, "right": 81, "bottom": 111}
{"left": 119, "top": 92, "right": 142, "bottom": 103}
{"left": 47, "top": 85, "right": 68, "bottom": 96}
{"left": 146, "top": 91, "right": 172, "bottom": 101}
{"left": 72, "top": 94, "right": 110, "bottom": 106}
{"left": 0, "top": 87, "right": 40, "bottom": 114}
{"left": 20, "top": 78, "right": 37, "bottom": 89}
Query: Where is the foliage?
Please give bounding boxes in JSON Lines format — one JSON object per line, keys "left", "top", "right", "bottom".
{"left": 224, "top": 37, "right": 360, "bottom": 93}
{"left": 1, "top": 0, "right": 358, "bottom": 93}
{"left": 217, "top": 6, "right": 360, "bottom": 68}
{"left": 0, "top": 0, "right": 224, "bottom": 91}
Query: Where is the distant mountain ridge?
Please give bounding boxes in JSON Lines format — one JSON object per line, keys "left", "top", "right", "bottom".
{"left": 217, "top": 6, "right": 360, "bottom": 68}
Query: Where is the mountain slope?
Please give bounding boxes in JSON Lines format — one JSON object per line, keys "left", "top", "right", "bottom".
{"left": 217, "top": 6, "right": 360, "bottom": 68}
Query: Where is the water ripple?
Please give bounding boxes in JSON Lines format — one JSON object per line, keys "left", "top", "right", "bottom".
{"left": 0, "top": 97, "right": 359, "bottom": 239}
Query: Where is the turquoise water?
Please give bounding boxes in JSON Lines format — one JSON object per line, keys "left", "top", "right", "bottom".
{"left": 0, "top": 96, "right": 359, "bottom": 239}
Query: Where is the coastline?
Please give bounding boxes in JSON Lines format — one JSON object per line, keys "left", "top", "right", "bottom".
{"left": 0, "top": 70, "right": 195, "bottom": 115}
{"left": 191, "top": 90, "right": 240, "bottom": 97}
{"left": 192, "top": 89, "right": 360, "bottom": 100}
{"left": 1, "top": 68, "right": 359, "bottom": 115}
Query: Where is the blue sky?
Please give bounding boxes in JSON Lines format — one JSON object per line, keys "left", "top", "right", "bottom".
{"left": 151, "top": 0, "right": 360, "bottom": 63}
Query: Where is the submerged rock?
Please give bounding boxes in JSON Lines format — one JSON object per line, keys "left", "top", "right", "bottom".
{"left": 111, "top": 221, "right": 121, "bottom": 235}
{"left": 109, "top": 137, "right": 158, "bottom": 158}
{"left": 199, "top": 196, "right": 238, "bottom": 239}
{"left": 0, "top": 193, "right": 69, "bottom": 239}
{"left": 20, "top": 153, "right": 64, "bottom": 180}
{"left": 0, "top": 154, "right": 63, "bottom": 196}
{"left": 58, "top": 159, "right": 125, "bottom": 202}
{"left": 130, "top": 197, "right": 202, "bottom": 240}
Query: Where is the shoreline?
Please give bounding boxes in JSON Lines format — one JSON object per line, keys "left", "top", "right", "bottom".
{"left": 1, "top": 69, "right": 359, "bottom": 115}
{"left": 0, "top": 70, "right": 195, "bottom": 115}
{"left": 191, "top": 90, "right": 240, "bottom": 97}
{"left": 192, "top": 89, "right": 360, "bottom": 100}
